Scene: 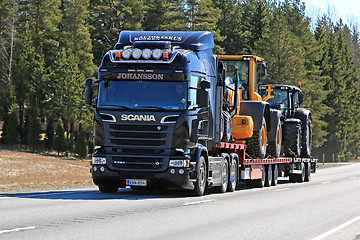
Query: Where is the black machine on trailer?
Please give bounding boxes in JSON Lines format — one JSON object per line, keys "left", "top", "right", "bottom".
{"left": 84, "top": 31, "right": 317, "bottom": 195}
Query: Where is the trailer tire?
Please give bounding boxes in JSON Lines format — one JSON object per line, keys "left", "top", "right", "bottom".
{"left": 304, "top": 162, "right": 311, "bottom": 182}
{"left": 264, "top": 165, "right": 272, "bottom": 187}
{"left": 268, "top": 120, "right": 282, "bottom": 158}
{"left": 253, "top": 165, "right": 266, "bottom": 188}
{"left": 301, "top": 118, "right": 312, "bottom": 157}
{"left": 193, "top": 156, "right": 207, "bottom": 196}
{"left": 271, "top": 164, "right": 278, "bottom": 186}
{"left": 247, "top": 117, "right": 267, "bottom": 158}
{"left": 99, "top": 185, "right": 118, "bottom": 193}
{"left": 296, "top": 162, "right": 305, "bottom": 183}
{"left": 283, "top": 122, "right": 301, "bottom": 157}
{"left": 289, "top": 174, "right": 296, "bottom": 183}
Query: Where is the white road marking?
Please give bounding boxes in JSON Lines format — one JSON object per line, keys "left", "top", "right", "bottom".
{"left": 321, "top": 181, "right": 332, "bottom": 184}
{"left": 274, "top": 188, "right": 291, "bottom": 192}
{"left": 349, "top": 176, "right": 357, "bottom": 179}
{"left": 312, "top": 216, "right": 360, "bottom": 240}
{"left": 0, "top": 226, "right": 36, "bottom": 235}
{"left": 183, "top": 199, "right": 214, "bottom": 206}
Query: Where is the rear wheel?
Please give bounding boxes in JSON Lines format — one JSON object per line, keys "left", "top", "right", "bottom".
{"left": 99, "top": 185, "right": 118, "bottom": 193}
{"left": 301, "top": 118, "right": 312, "bottom": 157}
{"left": 193, "top": 156, "right": 207, "bottom": 196}
{"left": 264, "top": 165, "right": 272, "bottom": 187}
{"left": 253, "top": 165, "right": 266, "bottom": 188}
{"left": 296, "top": 162, "right": 305, "bottom": 183}
{"left": 227, "top": 156, "right": 238, "bottom": 192}
{"left": 271, "top": 164, "right": 278, "bottom": 186}
{"left": 304, "top": 162, "right": 311, "bottom": 182}
{"left": 247, "top": 117, "right": 267, "bottom": 158}
{"left": 214, "top": 160, "right": 228, "bottom": 193}
{"left": 283, "top": 122, "right": 301, "bottom": 157}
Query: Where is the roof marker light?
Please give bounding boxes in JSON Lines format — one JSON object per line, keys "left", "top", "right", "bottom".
{"left": 115, "top": 51, "right": 121, "bottom": 60}
{"left": 163, "top": 51, "right": 169, "bottom": 61}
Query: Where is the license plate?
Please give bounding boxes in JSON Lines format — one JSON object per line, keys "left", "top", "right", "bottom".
{"left": 126, "top": 179, "right": 147, "bottom": 186}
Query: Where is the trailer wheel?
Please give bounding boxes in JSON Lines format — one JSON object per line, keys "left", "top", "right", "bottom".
{"left": 268, "top": 121, "right": 282, "bottom": 158}
{"left": 253, "top": 165, "right": 266, "bottom": 188}
{"left": 99, "top": 185, "right": 118, "bottom": 193}
{"left": 283, "top": 122, "right": 301, "bottom": 157}
{"left": 264, "top": 165, "right": 272, "bottom": 187}
{"left": 304, "top": 162, "right": 311, "bottom": 182}
{"left": 214, "top": 161, "right": 228, "bottom": 193}
{"left": 296, "top": 162, "right": 305, "bottom": 183}
{"left": 247, "top": 117, "right": 267, "bottom": 158}
{"left": 301, "top": 118, "right": 312, "bottom": 157}
{"left": 227, "top": 157, "right": 238, "bottom": 192}
{"left": 193, "top": 156, "right": 207, "bottom": 196}
{"left": 289, "top": 174, "right": 296, "bottom": 183}
{"left": 271, "top": 164, "right": 278, "bottom": 186}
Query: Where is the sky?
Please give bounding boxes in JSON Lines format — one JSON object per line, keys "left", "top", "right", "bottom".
{"left": 302, "top": 0, "right": 360, "bottom": 25}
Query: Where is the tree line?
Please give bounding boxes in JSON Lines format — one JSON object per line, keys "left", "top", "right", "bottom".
{"left": 0, "top": 0, "right": 359, "bottom": 161}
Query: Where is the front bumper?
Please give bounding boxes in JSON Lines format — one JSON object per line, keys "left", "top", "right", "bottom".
{"left": 91, "top": 165, "right": 194, "bottom": 189}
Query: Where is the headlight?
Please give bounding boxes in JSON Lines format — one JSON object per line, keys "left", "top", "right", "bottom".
{"left": 142, "top": 48, "right": 152, "bottom": 59}
{"left": 169, "top": 160, "right": 190, "bottom": 168}
{"left": 92, "top": 157, "right": 106, "bottom": 165}
{"left": 122, "top": 49, "right": 131, "bottom": 59}
{"left": 132, "top": 48, "right": 142, "bottom": 59}
{"left": 152, "top": 49, "right": 162, "bottom": 60}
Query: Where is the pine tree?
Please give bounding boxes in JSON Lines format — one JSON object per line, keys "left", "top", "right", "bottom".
{"left": 75, "top": 130, "right": 88, "bottom": 158}
{"left": 53, "top": 118, "right": 66, "bottom": 155}
{"left": 2, "top": 104, "right": 19, "bottom": 144}
{"left": 26, "top": 107, "right": 41, "bottom": 151}
{"left": 44, "top": 115, "right": 54, "bottom": 151}
{"left": 214, "top": 0, "right": 245, "bottom": 54}
{"left": 142, "top": 0, "right": 187, "bottom": 31}
{"left": 61, "top": 0, "right": 96, "bottom": 77}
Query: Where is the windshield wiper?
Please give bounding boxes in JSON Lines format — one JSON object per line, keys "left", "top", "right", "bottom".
{"left": 103, "top": 105, "right": 131, "bottom": 109}
{"left": 135, "top": 106, "right": 167, "bottom": 110}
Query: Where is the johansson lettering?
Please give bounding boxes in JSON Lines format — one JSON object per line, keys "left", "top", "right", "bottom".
{"left": 117, "top": 73, "right": 164, "bottom": 80}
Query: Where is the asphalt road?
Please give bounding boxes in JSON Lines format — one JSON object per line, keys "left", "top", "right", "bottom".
{"left": 1, "top": 163, "right": 360, "bottom": 240}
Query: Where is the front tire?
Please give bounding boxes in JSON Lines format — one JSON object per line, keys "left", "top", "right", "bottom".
{"left": 193, "top": 156, "right": 207, "bottom": 196}
{"left": 268, "top": 121, "right": 282, "bottom": 158}
{"left": 99, "top": 185, "right": 118, "bottom": 193}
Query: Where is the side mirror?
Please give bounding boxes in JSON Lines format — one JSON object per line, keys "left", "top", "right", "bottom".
{"left": 197, "top": 89, "right": 209, "bottom": 108}
{"left": 85, "top": 78, "right": 93, "bottom": 87}
{"left": 199, "top": 79, "right": 210, "bottom": 89}
{"left": 85, "top": 86, "right": 93, "bottom": 105}
{"left": 299, "top": 92, "right": 304, "bottom": 104}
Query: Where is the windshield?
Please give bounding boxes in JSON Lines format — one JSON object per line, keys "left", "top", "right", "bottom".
{"left": 261, "top": 88, "right": 288, "bottom": 108}
{"left": 98, "top": 80, "right": 187, "bottom": 110}
{"left": 222, "top": 60, "right": 249, "bottom": 85}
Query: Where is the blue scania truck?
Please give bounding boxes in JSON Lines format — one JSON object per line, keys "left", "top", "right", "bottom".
{"left": 85, "top": 31, "right": 316, "bottom": 196}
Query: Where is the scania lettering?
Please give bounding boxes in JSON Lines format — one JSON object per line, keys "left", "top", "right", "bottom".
{"left": 121, "top": 114, "right": 156, "bottom": 122}
{"left": 85, "top": 31, "right": 317, "bottom": 195}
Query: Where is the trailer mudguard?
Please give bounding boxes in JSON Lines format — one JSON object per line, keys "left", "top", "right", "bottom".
{"left": 239, "top": 101, "right": 271, "bottom": 132}
{"left": 294, "top": 108, "right": 312, "bottom": 145}
{"left": 268, "top": 109, "right": 282, "bottom": 141}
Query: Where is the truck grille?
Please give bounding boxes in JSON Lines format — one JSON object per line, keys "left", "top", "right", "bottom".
{"left": 106, "top": 123, "right": 173, "bottom": 171}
